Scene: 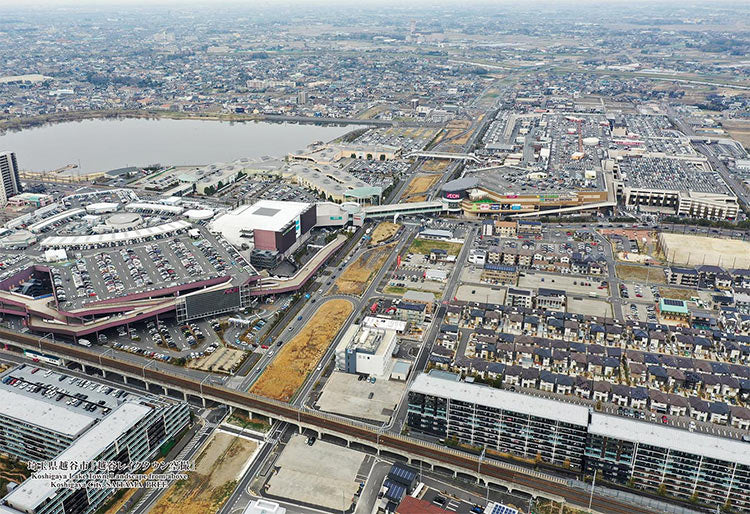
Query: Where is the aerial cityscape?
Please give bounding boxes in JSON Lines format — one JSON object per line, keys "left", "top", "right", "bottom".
{"left": 0, "top": 1, "right": 750, "bottom": 513}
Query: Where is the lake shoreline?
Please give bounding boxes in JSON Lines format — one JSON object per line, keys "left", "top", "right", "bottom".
{"left": 0, "top": 116, "right": 360, "bottom": 175}
{"left": 0, "top": 109, "right": 380, "bottom": 136}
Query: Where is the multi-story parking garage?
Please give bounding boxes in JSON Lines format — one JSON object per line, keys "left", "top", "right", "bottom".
{"left": 613, "top": 156, "right": 739, "bottom": 220}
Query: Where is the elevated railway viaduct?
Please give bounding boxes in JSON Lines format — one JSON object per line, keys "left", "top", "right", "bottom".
{"left": 0, "top": 328, "right": 657, "bottom": 514}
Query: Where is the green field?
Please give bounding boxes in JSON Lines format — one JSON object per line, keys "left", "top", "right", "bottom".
{"left": 408, "top": 238, "right": 463, "bottom": 256}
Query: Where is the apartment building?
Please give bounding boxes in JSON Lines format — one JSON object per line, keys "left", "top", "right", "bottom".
{"left": 408, "top": 372, "right": 750, "bottom": 511}
{"left": 408, "top": 372, "right": 589, "bottom": 470}
{"left": 0, "top": 152, "right": 22, "bottom": 205}
{"left": 0, "top": 365, "right": 190, "bottom": 514}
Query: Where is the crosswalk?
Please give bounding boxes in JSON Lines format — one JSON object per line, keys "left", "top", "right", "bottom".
{"left": 444, "top": 499, "right": 460, "bottom": 512}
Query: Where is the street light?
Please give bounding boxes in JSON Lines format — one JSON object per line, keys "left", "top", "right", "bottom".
{"left": 588, "top": 469, "right": 597, "bottom": 512}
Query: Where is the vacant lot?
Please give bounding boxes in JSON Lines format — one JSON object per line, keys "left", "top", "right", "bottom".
{"left": 408, "top": 238, "right": 463, "bottom": 256}
{"left": 250, "top": 299, "right": 353, "bottom": 402}
{"left": 334, "top": 243, "right": 395, "bottom": 296}
{"left": 658, "top": 287, "right": 696, "bottom": 302}
{"left": 369, "top": 222, "right": 400, "bottom": 246}
{"left": 421, "top": 159, "right": 450, "bottom": 172}
{"left": 661, "top": 232, "right": 750, "bottom": 268}
{"left": 0, "top": 455, "right": 29, "bottom": 496}
{"left": 152, "top": 432, "right": 257, "bottom": 514}
{"left": 721, "top": 120, "right": 750, "bottom": 150}
{"left": 616, "top": 264, "right": 666, "bottom": 284}
{"left": 189, "top": 347, "right": 246, "bottom": 374}
{"left": 401, "top": 174, "right": 441, "bottom": 199}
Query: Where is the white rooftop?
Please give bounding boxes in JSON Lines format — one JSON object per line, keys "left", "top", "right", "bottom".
{"left": 3, "top": 402, "right": 152, "bottom": 512}
{"left": 243, "top": 499, "right": 287, "bottom": 514}
{"left": 410, "top": 373, "right": 590, "bottom": 426}
{"left": 0, "top": 389, "right": 95, "bottom": 438}
{"left": 209, "top": 200, "right": 311, "bottom": 247}
{"left": 40, "top": 220, "right": 191, "bottom": 248}
{"left": 589, "top": 412, "right": 750, "bottom": 467}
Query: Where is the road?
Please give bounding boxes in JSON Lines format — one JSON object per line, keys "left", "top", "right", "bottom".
{"left": 389, "top": 225, "right": 477, "bottom": 433}
{"left": 292, "top": 224, "right": 418, "bottom": 408}
{"left": 664, "top": 104, "right": 748, "bottom": 208}
{"left": 0, "top": 329, "right": 660, "bottom": 513}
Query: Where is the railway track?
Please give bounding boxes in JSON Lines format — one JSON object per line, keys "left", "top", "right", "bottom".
{"left": 1, "top": 328, "right": 655, "bottom": 514}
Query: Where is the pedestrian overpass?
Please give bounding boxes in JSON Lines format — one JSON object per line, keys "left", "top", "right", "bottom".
{"left": 405, "top": 151, "right": 481, "bottom": 163}
{"left": 362, "top": 201, "right": 447, "bottom": 221}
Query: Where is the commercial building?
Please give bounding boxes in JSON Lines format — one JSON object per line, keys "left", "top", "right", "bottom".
{"left": 243, "top": 499, "right": 286, "bottom": 514}
{"left": 613, "top": 156, "right": 739, "bottom": 220}
{"left": 209, "top": 200, "right": 316, "bottom": 257}
{"left": 440, "top": 166, "right": 611, "bottom": 218}
{"left": 402, "top": 290, "right": 435, "bottom": 314}
{"left": 658, "top": 298, "right": 690, "bottom": 322}
{"left": 0, "top": 364, "right": 190, "bottom": 514}
{"left": 283, "top": 163, "right": 382, "bottom": 205}
{"left": 6, "top": 193, "right": 53, "bottom": 208}
{"left": 0, "top": 152, "right": 22, "bottom": 206}
{"left": 335, "top": 324, "right": 397, "bottom": 376}
{"left": 407, "top": 373, "right": 750, "bottom": 511}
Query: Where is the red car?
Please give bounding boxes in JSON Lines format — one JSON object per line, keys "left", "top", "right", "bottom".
{"left": 260, "top": 344, "right": 269, "bottom": 349}
{"left": 661, "top": 415, "right": 668, "bottom": 424}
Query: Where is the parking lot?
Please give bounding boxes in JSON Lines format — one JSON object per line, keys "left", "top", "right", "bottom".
{"left": 567, "top": 296, "right": 613, "bottom": 318}
{"left": 107, "top": 317, "right": 223, "bottom": 361}
{"left": 50, "top": 231, "right": 249, "bottom": 309}
{"left": 315, "top": 371, "right": 406, "bottom": 423}
{"left": 517, "top": 272, "right": 607, "bottom": 296}
{"left": 220, "top": 176, "right": 318, "bottom": 204}
{"left": 455, "top": 284, "right": 505, "bottom": 304}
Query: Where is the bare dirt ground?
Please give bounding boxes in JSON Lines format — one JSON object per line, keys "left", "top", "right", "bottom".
{"left": 250, "top": 299, "right": 354, "bottom": 402}
{"left": 661, "top": 232, "right": 750, "bottom": 268}
{"left": 401, "top": 174, "right": 441, "bottom": 200}
{"left": 189, "top": 347, "right": 246, "bottom": 374}
{"left": 333, "top": 243, "right": 395, "bottom": 296}
{"left": 420, "top": 159, "right": 450, "bottom": 172}
{"left": 721, "top": 120, "right": 750, "bottom": 150}
{"left": 615, "top": 264, "right": 666, "bottom": 284}
{"left": 369, "top": 222, "right": 400, "bottom": 246}
{"left": 152, "top": 432, "right": 257, "bottom": 514}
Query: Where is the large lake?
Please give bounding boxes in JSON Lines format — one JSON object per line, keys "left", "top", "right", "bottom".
{"left": 0, "top": 118, "right": 358, "bottom": 175}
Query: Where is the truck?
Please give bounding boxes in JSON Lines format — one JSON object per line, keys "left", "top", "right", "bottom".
{"left": 370, "top": 302, "right": 378, "bottom": 314}
{"left": 78, "top": 339, "right": 92, "bottom": 348}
